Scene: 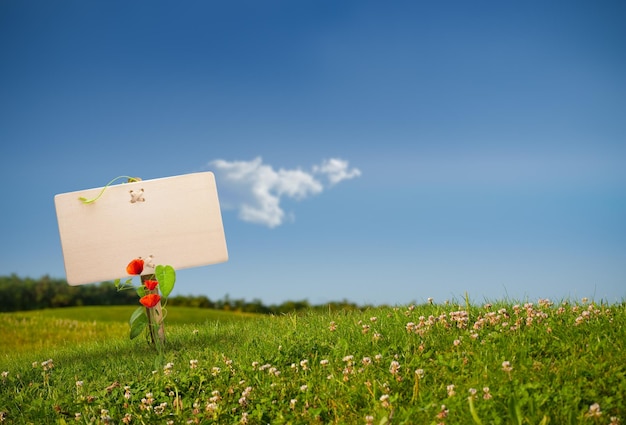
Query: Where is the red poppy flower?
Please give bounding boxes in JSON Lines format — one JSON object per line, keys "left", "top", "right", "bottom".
{"left": 126, "top": 258, "right": 144, "bottom": 275}
{"left": 139, "top": 294, "right": 161, "bottom": 308}
{"left": 144, "top": 279, "right": 158, "bottom": 291}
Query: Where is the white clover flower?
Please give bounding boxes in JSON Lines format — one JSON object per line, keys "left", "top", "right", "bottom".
{"left": 446, "top": 384, "right": 455, "bottom": 397}
{"left": 389, "top": 360, "right": 401, "bottom": 375}
{"left": 379, "top": 394, "right": 390, "bottom": 408}
{"left": 483, "top": 387, "right": 492, "bottom": 400}
{"left": 240, "top": 412, "right": 249, "bottom": 424}
{"left": 242, "top": 386, "right": 252, "bottom": 397}
{"left": 586, "top": 403, "right": 602, "bottom": 418}
{"left": 436, "top": 404, "right": 449, "bottom": 419}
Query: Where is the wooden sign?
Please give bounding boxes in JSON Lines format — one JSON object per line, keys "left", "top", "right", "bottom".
{"left": 54, "top": 172, "right": 228, "bottom": 286}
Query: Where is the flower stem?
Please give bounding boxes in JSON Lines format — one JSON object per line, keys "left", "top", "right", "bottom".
{"left": 78, "top": 175, "right": 141, "bottom": 204}
{"left": 141, "top": 274, "right": 165, "bottom": 348}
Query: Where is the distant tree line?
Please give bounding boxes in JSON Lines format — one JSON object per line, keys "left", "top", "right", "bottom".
{"left": 0, "top": 275, "right": 367, "bottom": 314}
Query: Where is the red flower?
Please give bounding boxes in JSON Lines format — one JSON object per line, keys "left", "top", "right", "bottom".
{"left": 126, "top": 258, "right": 144, "bottom": 275}
{"left": 139, "top": 294, "right": 161, "bottom": 308}
{"left": 144, "top": 279, "right": 158, "bottom": 291}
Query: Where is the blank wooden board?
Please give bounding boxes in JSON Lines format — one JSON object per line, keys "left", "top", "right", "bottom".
{"left": 55, "top": 172, "right": 228, "bottom": 285}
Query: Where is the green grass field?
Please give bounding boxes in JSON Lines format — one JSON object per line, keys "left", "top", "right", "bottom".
{"left": 0, "top": 306, "right": 256, "bottom": 358}
{"left": 1, "top": 299, "right": 625, "bottom": 424}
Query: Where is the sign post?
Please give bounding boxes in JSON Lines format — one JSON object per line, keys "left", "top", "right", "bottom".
{"left": 54, "top": 172, "right": 228, "bottom": 346}
{"left": 141, "top": 273, "right": 166, "bottom": 344}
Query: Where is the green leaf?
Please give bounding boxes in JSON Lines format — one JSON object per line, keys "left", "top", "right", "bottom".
{"left": 130, "top": 316, "right": 147, "bottom": 340}
{"left": 116, "top": 278, "right": 134, "bottom": 292}
{"left": 156, "top": 265, "right": 176, "bottom": 298}
{"left": 508, "top": 396, "right": 522, "bottom": 425}
{"left": 468, "top": 396, "right": 484, "bottom": 425}
{"left": 129, "top": 307, "right": 148, "bottom": 340}
{"left": 136, "top": 285, "right": 146, "bottom": 297}
{"left": 129, "top": 306, "right": 145, "bottom": 327}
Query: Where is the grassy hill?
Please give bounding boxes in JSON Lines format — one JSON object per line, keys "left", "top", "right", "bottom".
{"left": 1, "top": 300, "right": 624, "bottom": 424}
{"left": 0, "top": 306, "right": 256, "bottom": 356}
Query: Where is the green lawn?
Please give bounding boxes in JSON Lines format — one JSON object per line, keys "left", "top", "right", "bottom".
{"left": 0, "top": 306, "right": 255, "bottom": 358}
{"left": 1, "top": 300, "right": 624, "bottom": 424}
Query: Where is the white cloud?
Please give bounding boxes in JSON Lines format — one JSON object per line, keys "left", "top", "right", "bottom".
{"left": 313, "top": 158, "right": 362, "bottom": 185}
{"left": 210, "top": 157, "right": 361, "bottom": 228}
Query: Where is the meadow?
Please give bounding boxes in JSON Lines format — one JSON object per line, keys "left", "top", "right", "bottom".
{"left": 0, "top": 299, "right": 624, "bottom": 424}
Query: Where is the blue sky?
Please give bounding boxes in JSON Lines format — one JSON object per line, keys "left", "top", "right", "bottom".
{"left": 1, "top": 0, "right": 625, "bottom": 306}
